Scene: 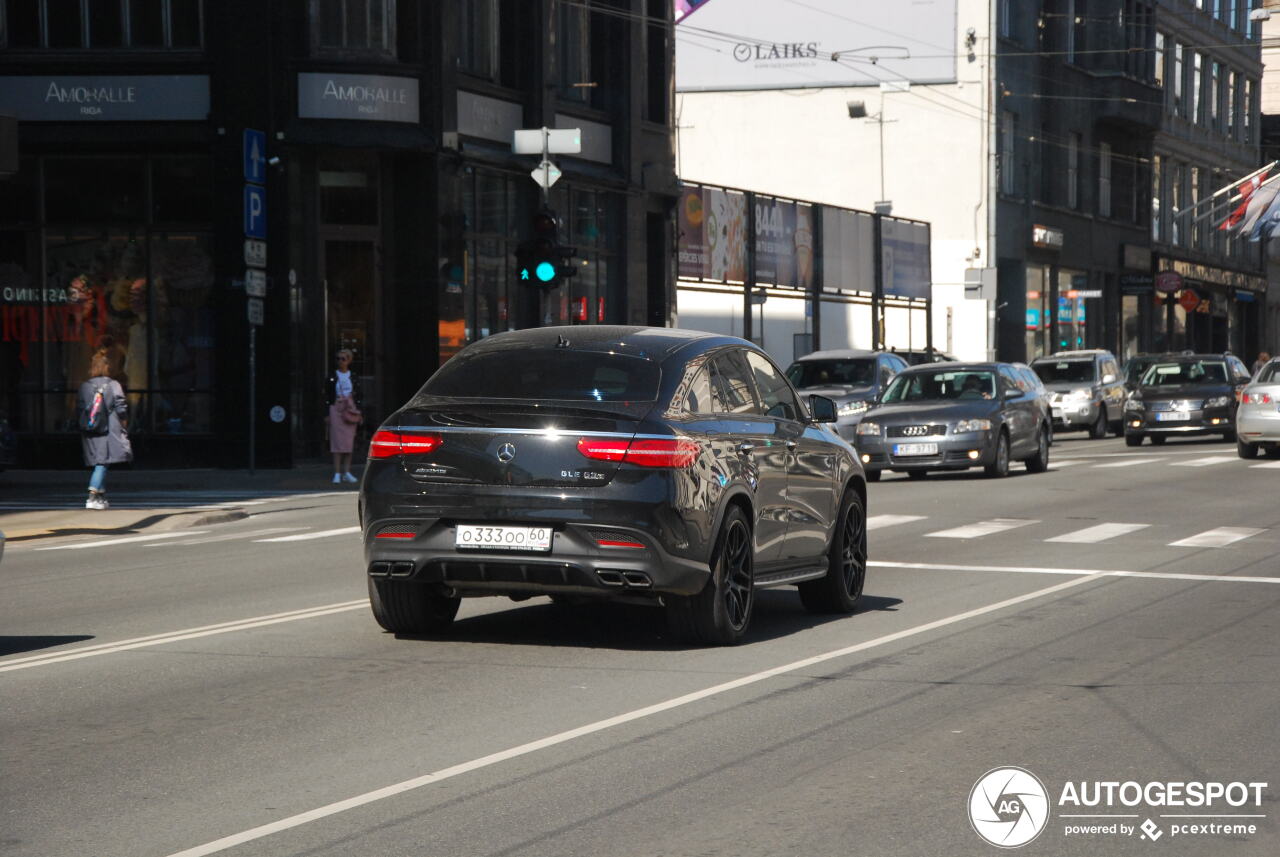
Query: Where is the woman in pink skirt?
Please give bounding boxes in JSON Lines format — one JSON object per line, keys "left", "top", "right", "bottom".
{"left": 325, "top": 349, "right": 363, "bottom": 483}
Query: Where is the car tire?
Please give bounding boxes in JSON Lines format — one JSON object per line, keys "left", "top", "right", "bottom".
{"left": 799, "top": 489, "right": 866, "bottom": 614}
{"left": 1024, "top": 425, "right": 1050, "bottom": 473}
{"left": 367, "top": 577, "right": 460, "bottom": 634}
{"left": 984, "top": 431, "right": 1010, "bottom": 478}
{"left": 1150, "top": 435, "right": 1167, "bottom": 446}
{"left": 865, "top": 469, "right": 881, "bottom": 482}
{"left": 907, "top": 469, "right": 928, "bottom": 480}
{"left": 1089, "top": 407, "right": 1108, "bottom": 439}
{"left": 1238, "top": 438, "right": 1260, "bottom": 459}
{"left": 1223, "top": 428, "right": 1237, "bottom": 443}
{"left": 1265, "top": 445, "right": 1280, "bottom": 459}
{"left": 1125, "top": 432, "right": 1144, "bottom": 447}
{"left": 665, "top": 505, "right": 754, "bottom": 646}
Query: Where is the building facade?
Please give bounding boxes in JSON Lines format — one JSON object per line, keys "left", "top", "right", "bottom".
{"left": 0, "top": 0, "right": 678, "bottom": 468}
{"left": 675, "top": 0, "right": 1267, "bottom": 366}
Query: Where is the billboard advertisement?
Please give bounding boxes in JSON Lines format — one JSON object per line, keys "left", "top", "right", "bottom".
{"left": 754, "top": 197, "right": 814, "bottom": 290}
{"left": 676, "top": 0, "right": 957, "bottom": 92}
{"left": 677, "top": 185, "right": 748, "bottom": 283}
{"left": 881, "top": 218, "right": 930, "bottom": 299}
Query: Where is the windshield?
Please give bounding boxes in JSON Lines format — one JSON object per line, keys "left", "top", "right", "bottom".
{"left": 1032, "top": 360, "right": 1096, "bottom": 384}
{"left": 1139, "top": 360, "right": 1228, "bottom": 387}
{"left": 422, "top": 349, "right": 660, "bottom": 401}
{"left": 882, "top": 369, "right": 997, "bottom": 403}
{"left": 786, "top": 358, "right": 876, "bottom": 388}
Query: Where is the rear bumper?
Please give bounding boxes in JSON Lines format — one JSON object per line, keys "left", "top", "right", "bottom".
{"left": 1238, "top": 410, "right": 1280, "bottom": 441}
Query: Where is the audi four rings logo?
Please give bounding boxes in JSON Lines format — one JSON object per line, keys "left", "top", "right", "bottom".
{"left": 904, "top": 425, "right": 929, "bottom": 436}
{"left": 496, "top": 443, "right": 516, "bottom": 463}
{"left": 969, "top": 767, "right": 1051, "bottom": 848}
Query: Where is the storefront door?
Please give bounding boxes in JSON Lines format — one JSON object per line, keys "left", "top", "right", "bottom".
{"left": 322, "top": 235, "right": 379, "bottom": 428}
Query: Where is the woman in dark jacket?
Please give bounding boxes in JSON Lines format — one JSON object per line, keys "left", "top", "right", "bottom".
{"left": 78, "top": 348, "right": 131, "bottom": 510}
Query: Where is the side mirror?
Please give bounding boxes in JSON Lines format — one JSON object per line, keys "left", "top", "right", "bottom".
{"left": 808, "top": 394, "right": 838, "bottom": 423}
{"left": 1002, "top": 387, "right": 1020, "bottom": 400}
{"left": 1102, "top": 373, "right": 1117, "bottom": 384}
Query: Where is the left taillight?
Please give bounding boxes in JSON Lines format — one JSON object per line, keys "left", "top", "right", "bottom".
{"left": 577, "top": 436, "right": 699, "bottom": 468}
{"left": 369, "top": 430, "right": 442, "bottom": 459}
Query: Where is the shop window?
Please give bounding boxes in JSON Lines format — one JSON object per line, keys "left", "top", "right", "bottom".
{"left": 45, "top": 158, "right": 146, "bottom": 223}
{"left": 459, "top": 0, "right": 497, "bottom": 78}
{"left": 313, "top": 0, "right": 396, "bottom": 56}
{"left": 319, "top": 158, "right": 379, "bottom": 226}
{"left": 0, "top": 0, "right": 202, "bottom": 49}
{"left": 152, "top": 157, "right": 212, "bottom": 224}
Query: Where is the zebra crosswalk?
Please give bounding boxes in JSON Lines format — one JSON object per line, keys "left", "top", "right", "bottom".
{"left": 867, "top": 514, "right": 1270, "bottom": 549}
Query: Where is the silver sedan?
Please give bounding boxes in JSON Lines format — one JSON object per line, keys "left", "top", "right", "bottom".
{"left": 1237, "top": 358, "right": 1280, "bottom": 459}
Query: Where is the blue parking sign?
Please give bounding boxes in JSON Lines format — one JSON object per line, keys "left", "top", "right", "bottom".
{"left": 244, "top": 185, "right": 266, "bottom": 239}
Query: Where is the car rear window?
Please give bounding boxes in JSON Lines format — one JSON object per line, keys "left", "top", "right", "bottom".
{"left": 1032, "top": 360, "right": 1096, "bottom": 383}
{"left": 786, "top": 359, "right": 876, "bottom": 388}
{"left": 422, "top": 349, "right": 661, "bottom": 401}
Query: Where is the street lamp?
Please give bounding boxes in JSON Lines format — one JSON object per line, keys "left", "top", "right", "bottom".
{"left": 847, "top": 99, "right": 894, "bottom": 214}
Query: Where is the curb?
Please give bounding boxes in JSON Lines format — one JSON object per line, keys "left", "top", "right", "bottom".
{"left": 186, "top": 509, "right": 251, "bottom": 527}
{"left": 4, "top": 506, "right": 251, "bottom": 544}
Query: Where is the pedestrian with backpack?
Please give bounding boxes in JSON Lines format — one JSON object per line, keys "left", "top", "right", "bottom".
{"left": 78, "top": 348, "right": 132, "bottom": 510}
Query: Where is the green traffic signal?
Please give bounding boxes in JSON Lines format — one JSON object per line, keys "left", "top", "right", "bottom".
{"left": 535, "top": 261, "right": 557, "bottom": 283}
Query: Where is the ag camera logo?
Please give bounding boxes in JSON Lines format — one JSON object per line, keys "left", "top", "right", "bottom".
{"left": 969, "top": 767, "right": 1051, "bottom": 848}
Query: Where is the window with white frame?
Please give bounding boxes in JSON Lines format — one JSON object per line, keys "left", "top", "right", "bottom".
{"left": 1099, "top": 143, "right": 1112, "bottom": 218}
{"left": 0, "top": 0, "right": 202, "bottom": 48}
{"left": 313, "top": 0, "right": 395, "bottom": 55}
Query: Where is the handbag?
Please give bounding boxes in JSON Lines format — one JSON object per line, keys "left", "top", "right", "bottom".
{"left": 338, "top": 395, "right": 363, "bottom": 425}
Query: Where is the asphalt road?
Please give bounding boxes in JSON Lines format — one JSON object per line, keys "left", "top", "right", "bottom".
{"left": 2, "top": 432, "right": 1278, "bottom": 857}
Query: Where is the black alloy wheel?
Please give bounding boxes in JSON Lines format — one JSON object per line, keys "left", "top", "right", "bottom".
{"left": 367, "top": 577, "right": 461, "bottom": 634}
{"left": 865, "top": 469, "right": 882, "bottom": 482}
{"left": 1089, "top": 407, "right": 1108, "bottom": 439}
{"left": 1238, "top": 438, "right": 1259, "bottom": 459}
{"left": 799, "top": 490, "right": 867, "bottom": 614}
{"left": 984, "top": 431, "right": 1010, "bottom": 478}
{"left": 667, "top": 505, "right": 755, "bottom": 645}
{"left": 1125, "top": 432, "right": 1144, "bottom": 447}
{"left": 1025, "top": 426, "right": 1050, "bottom": 473}
{"left": 1150, "top": 435, "right": 1167, "bottom": 445}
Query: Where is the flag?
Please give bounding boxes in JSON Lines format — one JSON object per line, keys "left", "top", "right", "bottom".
{"left": 1219, "top": 171, "right": 1268, "bottom": 230}
{"left": 1248, "top": 184, "right": 1280, "bottom": 242}
{"left": 1236, "top": 180, "right": 1280, "bottom": 238}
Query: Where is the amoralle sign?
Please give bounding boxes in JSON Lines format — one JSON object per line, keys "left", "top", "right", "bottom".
{"left": 298, "top": 73, "right": 419, "bottom": 123}
{"left": 0, "top": 75, "right": 210, "bottom": 121}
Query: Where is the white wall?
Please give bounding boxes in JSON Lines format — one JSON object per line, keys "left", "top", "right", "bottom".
{"left": 675, "top": 0, "right": 993, "bottom": 359}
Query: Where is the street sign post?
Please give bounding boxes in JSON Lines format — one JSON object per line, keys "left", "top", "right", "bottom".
{"left": 243, "top": 185, "right": 266, "bottom": 239}
{"left": 243, "top": 128, "right": 266, "bottom": 183}
{"left": 245, "top": 268, "right": 266, "bottom": 297}
{"left": 513, "top": 127, "right": 581, "bottom": 204}
{"left": 244, "top": 239, "right": 267, "bottom": 268}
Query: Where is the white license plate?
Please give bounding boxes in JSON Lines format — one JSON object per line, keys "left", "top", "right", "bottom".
{"left": 1155, "top": 412, "right": 1189, "bottom": 422}
{"left": 455, "top": 525, "right": 553, "bottom": 552}
{"left": 1051, "top": 409, "right": 1064, "bottom": 420}
{"left": 892, "top": 442, "right": 938, "bottom": 457}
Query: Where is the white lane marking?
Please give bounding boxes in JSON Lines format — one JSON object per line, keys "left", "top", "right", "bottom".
{"left": 34, "top": 531, "right": 210, "bottom": 551}
{"left": 0, "top": 601, "right": 367, "bottom": 673}
{"left": 1046, "top": 523, "right": 1151, "bottom": 544}
{"left": 1169, "top": 527, "right": 1266, "bottom": 548}
{"left": 1093, "top": 458, "right": 1161, "bottom": 468}
{"left": 143, "top": 527, "right": 300, "bottom": 547}
{"left": 254, "top": 526, "right": 361, "bottom": 543}
{"left": 1048, "top": 460, "right": 1086, "bottom": 469}
{"left": 1172, "top": 456, "right": 1239, "bottom": 467}
{"left": 1249, "top": 461, "right": 1280, "bottom": 469}
{"left": 160, "top": 574, "right": 1101, "bottom": 857}
{"left": 867, "top": 514, "right": 927, "bottom": 531}
{"left": 870, "top": 560, "right": 1280, "bottom": 584}
{"left": 925, "top": 518, "right": 1037, "bottom": 540}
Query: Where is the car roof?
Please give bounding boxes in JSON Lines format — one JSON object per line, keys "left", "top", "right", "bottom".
{"left": 794, "top": 349, "right": 884, "bottom": 361}
{"left": 458, "top": 325, "right": 741, "bottom": 362}
{"left": 897, "top": 361, "right": 1004, "bottom": 373}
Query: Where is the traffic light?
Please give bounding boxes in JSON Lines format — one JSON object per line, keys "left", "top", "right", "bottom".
{"left": 516, "top": 209, "right": 577, "bottom": 289}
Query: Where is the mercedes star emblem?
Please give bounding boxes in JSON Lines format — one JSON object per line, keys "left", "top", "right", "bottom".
{"left": 497, "top": 442, "right": 516, "bottom": 463}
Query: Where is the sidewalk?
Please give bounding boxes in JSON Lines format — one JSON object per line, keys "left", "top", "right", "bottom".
{"left": 0, "top": 463, "right": 358, "bottom": 544}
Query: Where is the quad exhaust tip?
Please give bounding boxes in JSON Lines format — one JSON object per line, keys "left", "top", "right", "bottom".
{"left": 596, "top": 570, "right": 652, "bottom": 588}
{"left": 369, "top": 561, "right": 415, "bottom": 578}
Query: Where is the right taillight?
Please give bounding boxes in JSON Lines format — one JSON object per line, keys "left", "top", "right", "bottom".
{"left": 577, "top": 437, "right": 699, "bottom": 468}
{"left": 1242, "top": 392, "right": 1273, "bottom": 404}
{"left": 369, "top": 430, "right": 442, "bottom": 459}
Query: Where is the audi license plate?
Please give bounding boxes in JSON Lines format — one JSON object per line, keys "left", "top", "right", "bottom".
{"left": 892, "top": 442, "right": 938, "bottom": 457}
{"left": 456, "top": 525, "right": 552, "bottom": 552}
{"left": 1155, "top": 412, "right": 1188, "bottom": 422}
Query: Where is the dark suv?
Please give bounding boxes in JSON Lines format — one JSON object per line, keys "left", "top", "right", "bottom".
{"left": 360, "top": 326, "right": 867, "bottom": 646}
{"left": 1031, "top": 350, "right": 1126, "bottom": 439}
{"left": 1123, "top": 353, "right": 1252, "bottom": 446}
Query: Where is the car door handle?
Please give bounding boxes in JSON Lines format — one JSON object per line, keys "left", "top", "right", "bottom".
{"left": 785, "top": 440, "right": 798, "bottom": 450}
{"left": 736, "top": 443, "right": 756, "bottom": 455}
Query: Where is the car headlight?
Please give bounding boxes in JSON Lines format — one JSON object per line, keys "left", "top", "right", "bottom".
{"left": 1065, "top": 388, "right": 1092, "bottom": 401}
{"left": 953, "top": 418, "right": 992, "bottom": 433}
{"left": 1124, "top": 396, "right": 1143, "bottom": 412}
{"left": 855, "top": 421, "right": 881, "bottom": 437}
{"left": 837, "top": 400, "right": 870, "bottom": 418}
{"left": 1203, "top": 395, "right": 1232, "bottom": 409}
